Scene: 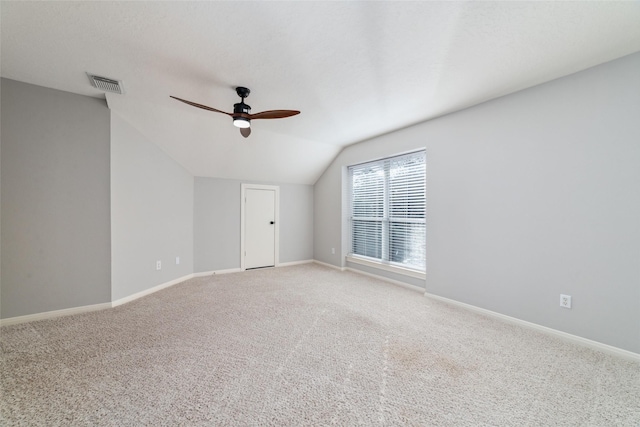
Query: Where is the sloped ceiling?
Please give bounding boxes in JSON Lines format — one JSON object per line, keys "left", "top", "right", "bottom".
{"left": 2, "top": 1, "right": 640, "bottom": 184}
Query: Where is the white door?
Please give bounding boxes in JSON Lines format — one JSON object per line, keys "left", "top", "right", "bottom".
{"left": 244, "top": 188, "right": 276, "bottom": 269}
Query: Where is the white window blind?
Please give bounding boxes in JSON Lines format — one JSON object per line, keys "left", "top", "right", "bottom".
{"left": 348, "top": 150, "right": 426, "bottom": 272}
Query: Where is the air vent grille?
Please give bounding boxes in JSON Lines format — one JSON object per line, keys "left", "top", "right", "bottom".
{"left": 87, "top": 73, "right": 125, "bottom": 94}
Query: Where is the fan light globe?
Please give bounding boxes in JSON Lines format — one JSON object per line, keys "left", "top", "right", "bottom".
{"left": 233, "top": 118, "right": 250, "bottom": 128}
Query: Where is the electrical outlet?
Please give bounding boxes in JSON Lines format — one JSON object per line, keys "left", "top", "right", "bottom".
{"left": 176, "top": 256, "right": 180, "bottom": 265}
{"left": 331, "top": 248, "right": 335, "bottom": 255}
{"left": 156, "top": 260, "right": 162, "bottom": 271}
{"left": 560, "top": 294, "right": 572, "bottom": 309}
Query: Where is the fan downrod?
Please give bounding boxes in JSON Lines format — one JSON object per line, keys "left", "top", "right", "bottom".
{"left": 235, "top": 87, "right": 250, "bottom": 99}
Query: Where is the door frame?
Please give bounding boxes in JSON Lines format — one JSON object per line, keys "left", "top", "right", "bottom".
{"left": 240, "top": 183, "right": 280, "bottom": 271}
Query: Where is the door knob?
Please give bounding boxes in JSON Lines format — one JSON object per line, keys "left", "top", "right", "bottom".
{"left": 270, "top": 221, "right": 274, "bottom": 224}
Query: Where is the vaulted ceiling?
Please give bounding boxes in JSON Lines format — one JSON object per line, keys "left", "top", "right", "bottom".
{"left": 2, "top": 1, "right": 640, "bottom": 184}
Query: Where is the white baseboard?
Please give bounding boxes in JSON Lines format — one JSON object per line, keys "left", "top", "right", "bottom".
{"left": 278, "top": 259, "right": 314, "bottom": 267}
{"left": 424, "top": 292, "right": 640, "bottom": 362}
{"left": 193, "top": 268, "right": 243, "bottom": 277}
{"left": 111, "top": 273, "right": 195, "bottom": 307}
{"left": 345, "top": 267, "right": 425, "bottom": 293}
{"left": 313, "top": 260, "right": 346, "bottom": 271}
{"left": 0, "top": 302, "right": 112, "bottom": 327}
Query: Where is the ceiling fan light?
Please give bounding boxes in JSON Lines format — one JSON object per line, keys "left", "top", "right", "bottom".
{"left": 233, "top": 117, "right": 251, "bottom": 128}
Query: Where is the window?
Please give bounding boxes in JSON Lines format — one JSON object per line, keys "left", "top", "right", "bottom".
{"left": 348, "top": 150, "right": 426, "bottom": 273}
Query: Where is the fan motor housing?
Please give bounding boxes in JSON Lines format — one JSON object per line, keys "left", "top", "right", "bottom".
{"left": 233, "top": 102, "right": 251, "bottom": 115}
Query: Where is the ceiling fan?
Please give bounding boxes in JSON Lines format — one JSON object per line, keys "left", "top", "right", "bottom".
{"left": 170, "top": 87, "right": 300, "bottom": 138}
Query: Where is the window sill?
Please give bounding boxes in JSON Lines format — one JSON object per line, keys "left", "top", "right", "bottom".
{"left": 345, "top": 255, "right": 426, "bottom": 280}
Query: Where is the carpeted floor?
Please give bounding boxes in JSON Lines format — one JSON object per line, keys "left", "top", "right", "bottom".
{"left": 1, "top": 264, "right": 639, "bottom": 426}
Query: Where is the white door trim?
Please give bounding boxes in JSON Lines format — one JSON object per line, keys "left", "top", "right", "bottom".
{"left": 240, "top": 183, "right": 280, "bottom": 271}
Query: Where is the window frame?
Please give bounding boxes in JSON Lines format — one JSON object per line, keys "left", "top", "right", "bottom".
{"left": 347, "top": 150, "right": 426, "bottom": 279}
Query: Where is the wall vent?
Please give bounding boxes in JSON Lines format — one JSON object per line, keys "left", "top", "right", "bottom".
{"left": 87, "top": 73, "right": 125, "bottom": 94}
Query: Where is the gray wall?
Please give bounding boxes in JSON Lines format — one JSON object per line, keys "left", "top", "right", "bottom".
{"left": 314, "top": 52, "right": 640, "bottom": 353}
{"left": 194, "top": 177, "right": 313, "bottom": 273}
{"left": 194, "top": 178, "right": 241, "bottom": 272}
{"left": 279, "top": 183, "right": 314, "bottom": 263}
{"left": 1, "top": 78, "right": 111, "bottom": 318}
{"left": 110, "top": 112, "right": 193, "bottom": 301}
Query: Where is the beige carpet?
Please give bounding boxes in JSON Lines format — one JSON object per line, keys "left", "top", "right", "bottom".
{"left": 1, "top": 264, "right": 639, "bottom": 426}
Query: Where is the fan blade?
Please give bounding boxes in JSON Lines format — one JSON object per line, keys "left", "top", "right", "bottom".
{"left": 240, "top": 127, "right": 251, "bottom": 138}
{"left": 249, "top": 110, "right": 300, "bottom": 120}
{"left": 170, "top": 96, "right": 232, "bottom": 116}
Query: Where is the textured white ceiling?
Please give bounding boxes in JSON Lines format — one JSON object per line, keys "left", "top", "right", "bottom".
{"left": 2, "top": 1, "right": 640, "bottom": 184}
